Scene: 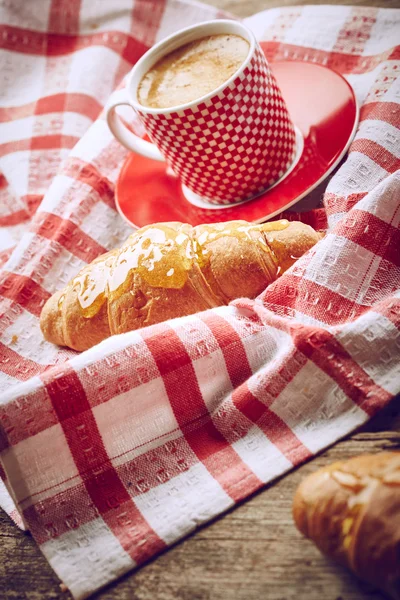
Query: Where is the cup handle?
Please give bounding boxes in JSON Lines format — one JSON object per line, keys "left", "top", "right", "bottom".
{"left": 105, "top": 88, "right": 164, "bottom": 162}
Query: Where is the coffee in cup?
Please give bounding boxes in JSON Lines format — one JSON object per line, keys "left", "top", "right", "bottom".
{"left": 137, "top": 34, "right": 249, "bottom": 109}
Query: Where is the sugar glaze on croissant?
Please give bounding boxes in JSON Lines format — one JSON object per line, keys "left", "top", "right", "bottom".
{"left": 40, "top": 219, "right": 321, "bottom": 351}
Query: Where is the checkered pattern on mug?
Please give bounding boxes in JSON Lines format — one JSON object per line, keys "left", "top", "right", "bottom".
{"left": 137, "top": 45, "right": 296, "bottom": 204}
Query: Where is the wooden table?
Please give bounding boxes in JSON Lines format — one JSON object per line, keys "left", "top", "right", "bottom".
{"left": 1, "top": 1, "right": 399, "bottom": 598}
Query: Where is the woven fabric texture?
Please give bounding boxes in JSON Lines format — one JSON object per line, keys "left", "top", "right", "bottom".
{"left": 0, "top": 1, "right": 399, "bottom": 598}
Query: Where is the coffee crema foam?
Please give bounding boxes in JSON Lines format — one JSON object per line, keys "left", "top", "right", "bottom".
{"left": 137, "top": 34, "right": 249, "bottom": 109}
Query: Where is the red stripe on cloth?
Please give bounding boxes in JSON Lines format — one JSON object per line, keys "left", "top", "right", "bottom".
{"left": 112, "top": 0, "right": 166, "bottom": 88}
{"left": 0, "top": 139, "right": 31, "bottom": 157}
{"left": 0, "top": 342, "right": 47, "bottom": 382}
{"left": 132, "top": 0, "right": 167, "bottom": 47}
{"left": 0, "top": 339, "right": 162, "bottom": 450}
{"left": 256, "top": 346, "right": 308, "bottom": 408}
{"left": 0, "top": 135, "right": 79, "bottom": 158}
{"left": 324, "top": 192, "right": 367, "bottom": 215}
{"left": 197, "top": 309, "right": 311, "bottom": 463}
{"left": 349, "top": 139, "right": 400, "bottom": 174}
{"left": 260, "top": 41, "right": 397, "bottom": 75}
{"left": 0, "top": 272, "right": 50, "bottom": 317}
{"left": 389, "top": 46, "right": 400, "bottom": 61}
{"left": 235, "top": 340, "right": 311, "bottom": 462}
{"left": 290, "top": 325, "right": 393, "bottom": 416}
{"left": 0, "top": 94, "right": 101, "bottom": 123}
{"left": 120, "top": 36, "right": 150, "bottom": 66}
{"left": 264, "top": 274, "right": 369, "bottom": 324}
{"left": 21, "top": 435, "right": 200, "bottom": 543}
{"left": 335, "top": 210, "right": 400, "bottom": 268}
{"left": 232, "top": 383, "right": 311, "bottom": 463}
{"left": 68, "top": 346, "right": 157, "bottom": 409}
{"left": 262, "top": 8, "right": 302, "bottom": 43}
{"left": 200, "top": 313, "right": 253, "bottom": 388}
{"left": 0, "top": 210, "right": 30, "bottom": 226}
{"left": 0, "top": 103, "right": 34, "bottom": 122}
{"left": 0, "top": 25, "right": 148, "bottom": 62}
{"left": 61, "top": 157, "right": 116, "bottom": 210}
{"left": 42, "top": 365, "right": 166, "bottom": 563}
{"left": 238, "top": 298, "right": 396, "bottom": 414}
{"left": 30, "top": 134, "right": 80, "bottom": 152}
{"left": 23, "top": 194, "right": 44, "bottom": 215}
{"left": 199, "top": 313, "right": 309, "bottom": 460}
{"left": 19, "top": 432, "right": 188, "bottom": 505}
{"left": 38, "top": 93, "right": 101, "bottom": 121}
{"left": 47, "top": 33, "right": 147, "bottom": 62}
{"left": 2, "top": 97, "right": 59, "bottom": 122}
{"left": 48, "top": 0, "right": 81, "bottom": 34}
{"left": 63, "top": 93, "right": 102, "bottom": 121}
{"left": 360, "top": 102, "right": 400, "bottom": 129}
{"left": 18, "top": 428, "right": 197, "bottom": 512}
{"left": 331, "top": 7, "right": 377, "bottom": 56}
{"left": 0, "top": 384, "right": 57, "bottom": 452}
{"left": 144, "top": 326, "right": 263, "bottom": 501}
{"left": 0, "top": 25, "right": 47, "bottom": 54}
{"left": 33, "top": 212, "right": 107, "bottom": 262}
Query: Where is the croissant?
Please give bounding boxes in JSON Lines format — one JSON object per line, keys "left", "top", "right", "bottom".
{"left": 40, "top": 219, "right": 321, "bottom": 351}
{"left": 293, "top": 452, "right": 400, "bottom": 599}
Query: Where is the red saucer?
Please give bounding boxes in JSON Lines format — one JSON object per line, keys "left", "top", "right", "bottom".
{"left": 115, "top": 60, "right": 358, "bottom": 227}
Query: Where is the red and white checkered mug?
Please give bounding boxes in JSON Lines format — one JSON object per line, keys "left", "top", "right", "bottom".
{"left": 106, "top": 20, "right": 297, "bottom": 206}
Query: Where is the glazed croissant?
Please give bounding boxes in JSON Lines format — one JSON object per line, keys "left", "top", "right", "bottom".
{"left": 293, "top": 452, "right": 400, "bottom": 599}
{"left": 40, "top": 219, "right": 321, "bottom": 351}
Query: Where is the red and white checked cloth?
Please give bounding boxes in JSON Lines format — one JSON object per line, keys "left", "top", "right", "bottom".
{"left": 0, "top": 1, "right": 399, "bottom": 598}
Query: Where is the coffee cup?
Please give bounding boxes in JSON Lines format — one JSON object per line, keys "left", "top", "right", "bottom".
{"left": 106, "top": 19, "right": 296, "bottom": 206}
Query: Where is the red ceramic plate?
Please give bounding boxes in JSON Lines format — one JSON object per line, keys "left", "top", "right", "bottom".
{"left": 116, "top": 60, "right": 358, "bottom": 227}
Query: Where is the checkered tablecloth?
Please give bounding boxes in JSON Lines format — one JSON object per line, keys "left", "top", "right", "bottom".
{"left": 0, "top": 1, "right": 399, "bottom": 598}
